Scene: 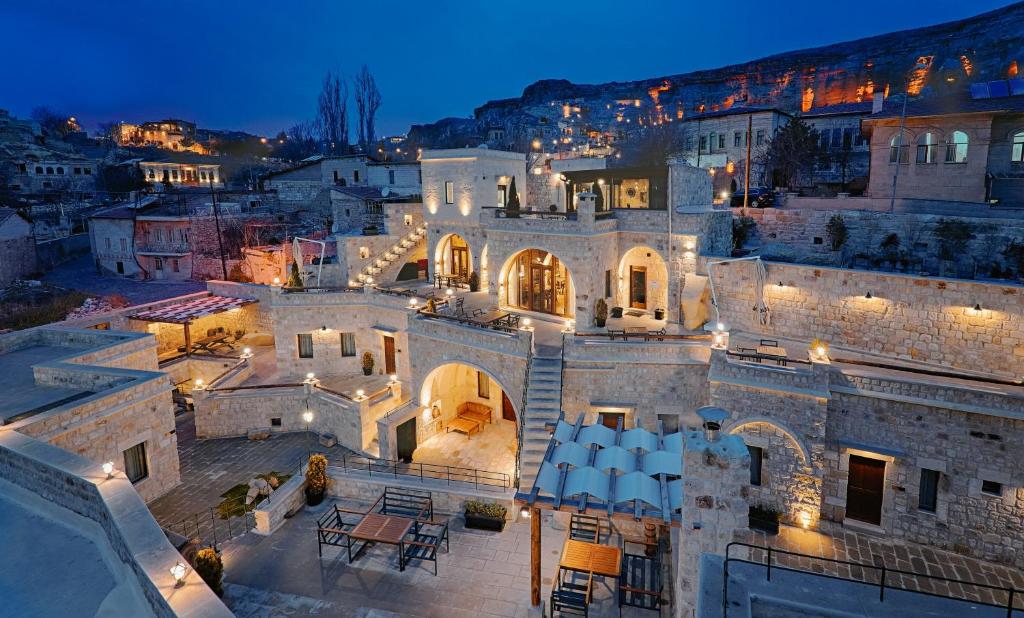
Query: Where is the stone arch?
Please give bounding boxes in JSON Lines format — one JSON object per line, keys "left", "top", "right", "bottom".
{"left": 434, "top": 232, "right": 473, "bottom": 279}
{"left": 726, "top": 416, "right": 812, "bottom": 470}
{"left": 617, "top": 245, "right": 669, "bottom": 313}
{"left": 497, "top": 247, "right": 576, "bottom": 318}
{"left": 418, "top": 359, "right": 519, "bottom": 419}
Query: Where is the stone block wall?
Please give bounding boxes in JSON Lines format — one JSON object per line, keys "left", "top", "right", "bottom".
{"left": 710, "top": 260, "right": 1024, "bottom": 377}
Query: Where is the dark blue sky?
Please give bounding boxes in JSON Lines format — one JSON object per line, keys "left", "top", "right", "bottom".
{"left": 2, "top": 0, "right": 1012, "bottom": 137}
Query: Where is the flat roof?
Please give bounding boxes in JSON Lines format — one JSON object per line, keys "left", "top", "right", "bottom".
{"left": 0, "top": 345, "right": 91, "bottom": 423}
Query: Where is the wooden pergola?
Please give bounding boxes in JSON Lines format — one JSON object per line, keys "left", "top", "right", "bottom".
{"left": 128, "top": 294, "right": 256, "bottom": 356}
{"left": 515, "top": 415, "right": 683, "bottom": 605}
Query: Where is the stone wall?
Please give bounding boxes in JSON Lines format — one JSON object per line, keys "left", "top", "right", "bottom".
{"left": 710, "top": 260, "right": 1024, "bottom": 377}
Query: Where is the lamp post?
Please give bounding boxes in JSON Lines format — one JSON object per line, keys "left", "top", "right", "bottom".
{"left": 889, "top": 61, "right": 931, "bottom": 213}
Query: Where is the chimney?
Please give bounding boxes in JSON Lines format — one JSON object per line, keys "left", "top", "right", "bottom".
{"left": 872, "top": 92, "right": 885, "bottom": 114}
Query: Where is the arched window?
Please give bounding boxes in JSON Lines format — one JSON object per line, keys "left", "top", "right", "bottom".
{"left": 56, "top": 167, "right": 65, "bottom": 175}
{"left": 889, "top": 134, "right": 909, "bottom": 164}
{"left": 945, "top": 131, "right": 969, "bottom": 163}
{"left": 916, "top": 133, "right": 937, "bottom": 164}
{"left": 1012, "top": 131, "right": 1024, "bottom": 163}
{"left": 46, "top": 167, "right": 54, "bottom": 175}
{"left": 147, "top": 169, "right": 155, "bottom": 179}
{"left": 35, "top": 166, "right": 43, "bottom": 174}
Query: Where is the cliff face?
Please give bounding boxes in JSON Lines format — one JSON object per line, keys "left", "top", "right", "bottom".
{"left": 411, "top": 3, "right": 1024, "bottom": 148}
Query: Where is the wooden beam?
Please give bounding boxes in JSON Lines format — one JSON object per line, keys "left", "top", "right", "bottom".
{"left": 530, "top": 507, "right": 541, "bottom": 606}
{"left": 183, "top": 322, "right": 191, "bottom": 357}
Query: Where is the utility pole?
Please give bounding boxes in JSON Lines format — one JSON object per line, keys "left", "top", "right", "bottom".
{"left": 210, "top": 176, "right": 228, "bottom": 280}
{"left": 744, "top": 113, "right": 753, "bottom": 210}
{"left": 888, "top": 89, "right": 910, "bottom": 214}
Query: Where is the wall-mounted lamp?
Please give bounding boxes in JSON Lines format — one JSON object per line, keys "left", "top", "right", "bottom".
{"left": 864, "top": 292, "right": 873, "bottom": 299}
{"left": 389, "top": 374, "right": 399, "bottom": 385}
{"left": 445, "top": 288, "right": 454, "bottom": 297}
{"left": 562, "top": 319, "right": 575, "bottom": 333}
{"left": 240, "top": 347, "right": 253, "bottom": 359}
{"left": 271, "top": 276, "right": 282, "bottom": 286}
{"left": 409, "top": 297, "right": 419, "bottom": 308}
{"left": 520, "top": 506, "right": 531, "bottom": 519}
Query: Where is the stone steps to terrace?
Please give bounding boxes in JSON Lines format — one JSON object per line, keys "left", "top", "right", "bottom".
{"left": 519, "top": 352, "right": 563, "bottom": 491}
{"left": 356, "top": 224, "right": 427, "bottom": 284}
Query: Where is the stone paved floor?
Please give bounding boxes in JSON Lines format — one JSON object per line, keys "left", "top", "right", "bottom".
{"left": 412, "top": 418, "right": 517, "bottom": 484}
{"left": 220, "top": 505, "right": 652, "bottom": 618}
{"left": 735, "top": 524, "right": 1024, "bottom": 610}
{"left": 147, "top": 411, "right": 355, "bottom": 542}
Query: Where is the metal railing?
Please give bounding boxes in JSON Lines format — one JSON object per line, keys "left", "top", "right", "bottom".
{"left": 490, "top": 207, "right": 577, "bottom": 220}
{"left": 163, "top": 493, "right": 261, "bottom": 550}
{"left": 326, "top": 452, "right": 511, "bottom": 491}
{"left": 417, "top": 310, "right": 520, "bottom": 334}
{"left": 281, "top": 285, "right": 364, "bottom": 294}
{"left": 723, "top": 541, "right": 1022, "bottom": 617}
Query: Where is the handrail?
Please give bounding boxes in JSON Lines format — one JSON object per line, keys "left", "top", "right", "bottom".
{"left": 328, "top": 452, "right": 510, "bottom": 491}
{"left": 417, "top": 310, "right": 520, "bottom": 335}
{"left": 574, "top": 332, "right": 712, "bottom": 341}
{"left": 832, "top": 356, "right": 1024, "bottom": 387}
{"left": 722, "top": 541, "right": 1022, "bottom": 617}
{"left": 281, "top": 286, "right": 363, "bottom": 294}
{"left": 491, "top": 207, "right": 577, "bottom": 220}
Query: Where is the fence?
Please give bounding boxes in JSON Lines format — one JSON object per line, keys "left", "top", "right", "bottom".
{"left": 164, "top": 495, "right": 258, "bottom": 550}
{"left": 723, "top": 542, "right": 1022, "bottom": 617}
{"left": 321, "top": 451, "right": 511, "bottom": 492}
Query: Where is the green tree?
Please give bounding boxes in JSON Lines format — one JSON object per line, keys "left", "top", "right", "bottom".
{"left": 506, "top": 176, "right": 520, "bottom": 212}
{"left": 933, "top": 219, "right": 974, "bottom": 261}
{"left": 825, "top": 214, "right": 848, "bottom": 251}
{"left": 761, "top": 118, "right": 823, "bottom": 188}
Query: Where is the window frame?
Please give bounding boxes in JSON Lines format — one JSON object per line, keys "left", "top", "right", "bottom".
{"left": 477, "top": 371, "right": 490, "bottom": 399}
{"left": 747, "top": 445, "right": 763, "bottom": 486}
{"left": 340, "top": 332, "right": 356, "bottom": 357}
{"left": 918, "top": 468, "right": 939, "bottom": 513}
{"left": 981, "top": 479, "right": 1003, "bottom": 497}
{"left": 444, "top": 180, "right": 455, "bottom": 204}
{"left": 297, "top": 333, "right": 314, "bottom": 358}
{"left": 1011, "top": 131, "right": 1024, "bottom": 163}
{"left": 944, "top": 130, "right": 969, "bottom": 164}
{"left": 123, "top": 442, "right": 149, "bottom": 484}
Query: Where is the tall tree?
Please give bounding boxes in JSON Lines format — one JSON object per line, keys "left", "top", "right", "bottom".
{"left": 354, "top": 65, "right": 382, "bottom": 153}
{"left": 316, "top": 71, "right": 349, "bottom": 155}
{"left": 760, "top": 118, "right": 822, "bottom": 188}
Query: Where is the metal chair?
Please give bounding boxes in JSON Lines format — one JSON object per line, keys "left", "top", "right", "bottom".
{"left": 569, "top": 513, "right": 603, "bottom": 543}
{"left": 550, "top": 567, "right": 591, "bottom": 616}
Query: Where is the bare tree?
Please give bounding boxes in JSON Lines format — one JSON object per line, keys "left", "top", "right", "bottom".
{"left": 316, "top": 72, "right": 349, "bottom": 155}
{"left": 354, "top": 65, "right": 382, "bottom": 153}
{"left": 31, "top": 106, "right": 76, "bottom": 137}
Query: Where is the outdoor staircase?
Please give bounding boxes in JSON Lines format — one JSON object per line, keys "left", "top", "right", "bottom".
{"left": 518, "top": 348, "right": 564, "bottom": 491}
{"left": 355, "top": 223, "right": 427, "bottom": 284}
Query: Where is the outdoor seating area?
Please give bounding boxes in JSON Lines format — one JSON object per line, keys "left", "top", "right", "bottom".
{"left": 732, "top": 338, "right": 791, "bottom": 366}
{"left": 316, "top": 487, "right": 450, "bottom": 575}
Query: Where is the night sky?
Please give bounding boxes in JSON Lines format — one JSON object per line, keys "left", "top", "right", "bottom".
{"left": 2, "top": 0, "right": 1013, "bottom": 137}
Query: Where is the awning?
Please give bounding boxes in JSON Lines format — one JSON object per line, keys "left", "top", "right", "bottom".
{"left": 128, "top": 294, "right": 256, "bottom": 324}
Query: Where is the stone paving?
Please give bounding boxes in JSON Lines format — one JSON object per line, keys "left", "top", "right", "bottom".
{"left": 735, "top": 524, "right": 1024, "bottom": 610}
{"left": 147, "top": 411, "right": 355, "bottom": 541}
{"left": 219, "top": 504, "right": 654, "bottom": 618}
{"left": 412, "top": 418, "right": 517, "bottom": 483}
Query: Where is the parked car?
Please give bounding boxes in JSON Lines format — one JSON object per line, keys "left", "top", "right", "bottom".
{"left": 730, "top": 187, "right": 775, "bottom": 208}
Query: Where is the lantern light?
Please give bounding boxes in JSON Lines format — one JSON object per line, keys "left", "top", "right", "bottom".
{"left": 102, "top": 461, "right": 114, "bottom": 478}
{"left": 170, "top": 562, "right": 187, "bottom": 586}
{"left": 302, "top": 410, "right": 314, "bottom": 424}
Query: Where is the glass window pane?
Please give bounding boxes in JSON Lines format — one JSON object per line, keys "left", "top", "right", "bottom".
{"left": 919, "top": 468, "right": 939, "bottom": 512}
{"left": 747, "top": 445, "right": 763, "bottom": 486}
{"left": 123, "top": 442, "right": 148, "bottom": 483}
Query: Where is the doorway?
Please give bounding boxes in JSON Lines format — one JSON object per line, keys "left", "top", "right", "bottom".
{"left": 383, "top": 335, "right": 396, "bottom": 375}
{"left": 503, "top": 249, "right": 572, "bottom": 317}
{"left": 501, "top": 392, "right": 516, "bottom": 423}
{"left": 846, "top": 455, "right": 885, "bottom": 525}
{"left": 629, "top": 266, "right": 647, "bottom": 309}
{"left": 396, "top": 417, "right": 417, "bottom": 463}
{"left": 450, "top": 244, "right": 469, "bottom": 277}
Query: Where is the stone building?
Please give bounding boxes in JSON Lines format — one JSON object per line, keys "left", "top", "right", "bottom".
{"left": 139, "top": 152, "right": 222, "bottom": 187}
{"left": 799, "top": 101, "right": 873, "bottom": 190}
{"left": 0, "top": 207, "right": 37, "bottom": 284}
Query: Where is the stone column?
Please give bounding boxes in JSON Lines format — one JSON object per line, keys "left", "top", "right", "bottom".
{"left": 676, "top": 417, "right": 750, "bottom": 617}
{"left": 576, "top": 191, "right": 596, "bottom": 226}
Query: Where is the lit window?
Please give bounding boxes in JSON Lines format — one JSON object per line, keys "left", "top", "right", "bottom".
{"left": 919, "top": 468, "right": 939, "bottom": 512}
{"left": 340, "top": 332, "right": 356, "bottom": 357}
{"left": 444, "top": 181, "right": 454, "bottom": 204}
{"left": 297, "top": 333, "right": 314, "bottom": 358}
{"left": 1011, "top": 131, "right": 1024, "bottom": 163}
{"left": 123, "top": 442, "right": 148, "bottom": 483}
{"left": 748, "top": 445, "right": 763, "bottom": 486}
{"left": 945, "top": 131, "right": 969, "bottom": 163}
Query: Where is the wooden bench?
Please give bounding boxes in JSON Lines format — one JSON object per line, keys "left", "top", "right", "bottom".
{"left": 458, "top": 402, "right": 492, "bottom": 425}
{"left": 446, "top": 416, "right": 481, "bottom": 438}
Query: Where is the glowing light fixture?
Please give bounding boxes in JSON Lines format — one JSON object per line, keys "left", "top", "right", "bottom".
{"left": 102, "top": 461, "right": 114, "bottom": 478}
{"left": 193, "top": 378, "right": 204, "bottom": 389}
{"left": 520, "top": 506, "right": 531, "bottom": 519}
{"left": 170, "top": 562, "right": 188, "bottom": 586}
{"left": 445, "top": 288, "right": 454, "bottom": 297}
{"left": 272, "top": 276, "right": 281, "bottom": 286}
{"left": 356, "top": 389, "right": 366, "bottom": 400}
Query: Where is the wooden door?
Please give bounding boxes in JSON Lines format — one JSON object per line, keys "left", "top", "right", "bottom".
{"left": 846, "top": 455, "right": 886, "bottom": 525}
{"left": 501, "top": 392, "right": 516, "bottom": 423}
{"left": 396, "top": 417, "right": 417, "bottom": 463}
{"left": 451, "top": 246, "right": 469, "bottom": 277}
{"left": 630, "top": 266, "right": 647, "bottom": 309}
{"left": 383, "top": 336, "right": 396, "bottom": 375}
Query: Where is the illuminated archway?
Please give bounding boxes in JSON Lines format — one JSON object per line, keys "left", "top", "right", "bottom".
{"left": 434, "top": 233, "right": 472, "bottom": 278}
{"left": 498, "top": 248, "right": 575, "bottom": 317}
{"left": 617, "top": 245, "right": 668, "bottom": 313}
{"left": 726, "top": 417, "right": 812, "bottom": 470}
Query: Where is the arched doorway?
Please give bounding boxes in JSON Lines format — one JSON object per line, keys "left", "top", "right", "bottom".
{"left": 499, "top": 249, "right": 575, "bottom": 317}
{"left": 617, "top": 246, "right": 668, "bottom": 312}
{"left": 435, "top": 234, "right": 471, "bottom": 278}
{"left": 413, "top": 362, "right": 518, "bottom": 481}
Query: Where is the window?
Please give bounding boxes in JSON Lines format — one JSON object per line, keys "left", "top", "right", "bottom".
{"left": 981, "top": 480, "right": 1003, "bottom": 496}
{"left": 123, "top": 442, "right": 148, "bottom": 483}
{"left": 120, "top": 238, "right": 127, "bottom": 251}
{"left": 605, "top": 269, "right": 612, "bottom": 298}
{"left": 147, "top": 169, "right": 155, "bottom": 179}
{"left": 699, "top": 135, "right": 707, "bottom": 151}
{"left": 154, "top": 257, "right": 163, "bottom": 271}
{"left": 748, "top": 445, "right": 763, "bottom": 486}
{"left": 1011, "top": 131, "right": 1024, "bottom": 163}
{"left": 333, "top": 170, "right": 339, "bottom": 182}
{"left": 340, "top": 332, "right": 356, "bottom": 357}
{"left": 105, "top": 237, "right": 111, "bottom": 250}
{"left": 172, "top": 259, "right": 179, "bottom": 273}
{"left": 709, "top": 132, "right": 717, "bottom": 151}
{"left": 35, "top": 166, "right": 43, "bottom": 174}
{"left": 945, "top": 131, "right": 969, "bottom": 163}
{"left": 297, "top": 333, "right": 314, "bottom": 358}
{"left": 718, "top": 133, "right": 725, "bottom": 149}
{"left": 657, "top": 413, "right": 679, "bottom": 433}
{"left": 353, "top": 170, "right": 360, "bottom": 182}
{"left": 200, "top": 171, "right": 207, "bottom": 181}
{"left": 477, "top": 371, "right": 490, "bottom": 399}
{"left": 916, "top": 132, "right": 937, "bottom": 164}
{"left": 171, "top": 169, "right": 179, "bottom": 180}
{"left": 116, "top": 261, "right": 124, "bottom": 274}
{"left": 831, "top": 128, "right": 842, "bottom": 150}
{"left": 271, "top": 417, "right": 282, "bottom": 427}
{"left": 734, "top": 131, "right": 742, "bottom": 147}
{"left": 919, "top": 468, "right": 939, "bottom": 512}
{"left": 444, "top": 181, "right": 454, "bottom": 204}
{"left": 497, "top": 184, "right": 507, "bottom": 207}
{"left": 755, "top": 130, "right": 765, "bottom": 146}
{"left": 842, "top": 128, "right": 854, "bottom": 149}
{"left": 46, "top": 167, "right": 54, "bottom": 174}
{"left": 74, "top": 167, "right": 81, "bottom": 175}
{"left": 819, "top": 131, "right": 830, "bottom": 150}
{"left": 598, "top": 411, "right": 626, "bottom": 430}
{"left": 388, "top": 170, "right": 396, "bottom": 184}
{"left": 889, "top": 134, "right": 910, "bottom": 164}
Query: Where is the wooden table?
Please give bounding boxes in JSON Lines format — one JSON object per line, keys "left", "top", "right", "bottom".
{"left": 756, "top": 345, "right": 787, "bottom": 358}
{"left": 192, "top": 333, "right": 231, "bottom": 353}
{"left": 478, "top": 310, "right": 510, "bottom": 325}
{"left": 446, "top": 416, "right": 481, "bottom": 438}
{"left": 348, "top": 512, "right": 416, "bottom": 570}
{"left": 560, "top": 539, "right": 622, "bottom": 578}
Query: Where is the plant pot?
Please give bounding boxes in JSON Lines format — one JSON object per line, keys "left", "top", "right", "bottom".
{"left": 595, "top": 318, "right": 606, "bottom": 328}
{"left": 305, "top": 487, "right": 324, "bottom": 506}
{"left": 654, "top": 308, "right": 665, "bottom": 320}
{"left": 749, "top": 515, "right": 779, "bottom": 535}
{"left": 464, "top": 512, "right": 506, "bottom": 532}
{"left": 362, "top": 367, "right": 372, "bottom": 376}
{"left": 611, "top": 307, "right": 623, "bottom": 318}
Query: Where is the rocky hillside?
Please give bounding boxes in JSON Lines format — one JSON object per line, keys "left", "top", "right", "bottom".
{"left": 409, "top": 2, "right": 1024, "bottom": 149}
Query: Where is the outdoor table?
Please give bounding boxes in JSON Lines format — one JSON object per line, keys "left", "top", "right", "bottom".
{"left": 560, "top": 539, "right": 622, "bottom": 578}
{"left": 192, "top": 333, "right": 231, "bottom": 353}
{"left": 348, "top": 512, "right": 415, "bottom": 571}
{"left": 478, "top": 310, "right": 510, "bottom": 325}
{"left": 756, "top": 345, "right": 787, "bottom": 358}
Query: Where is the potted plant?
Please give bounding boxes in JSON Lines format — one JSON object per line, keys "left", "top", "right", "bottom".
{"left": 304, "top": 453, "right": 328, "bottom": 506}
{"left": 424, "top": 297, "right": 437, "bottom": 313}
{"left": 193, "top": 547, "right": 224, "bottom": 596}
{"left": 464, "top": 500, "right": 507, "bottom": 531}
{"left": 362, "top": 351, "right": 375, "bottom": 376}
{"left": 594, "top": 298, "right": 608, "bottom": 327}
{"left": 468, "top": 271, "right": 479, "bottom": 292}
{"left": 611, "top": 306, "right": 623, "bottom": 319}
{"left": 654, "top": 308, "right": 665, "bottom": 320}
{"left": 748, "top": 504, "right": 781, "bottom": 535}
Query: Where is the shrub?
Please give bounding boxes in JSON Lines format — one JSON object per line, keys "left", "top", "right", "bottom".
{"left": 464, "top": 500, "right": 507, "bottom": 519}
{"left": 286, "top": 261, "right": 303, "bottom": 289}
{"left": 193, "top": 548, "right": 224, "bottom": 597}
{"left": 933, "top": 219, "right": 974, "bottom": 261}
{"left": 306, "top": 454, "right": 328, "bottom": 496}
{"left": 1002, "top": 240, "right": 1024, "bottom": 276}
{"left": 361, "top": 351, "right": 375, "bottom": 374}
{"left": 424, "top": 297, "right": 436, "bottom": 313}
{"left": 594, "top": 298, "right": 608, "bottom": 322}
{"left": 825, "top": 214, "right": 848, "bottom": 251}
{"left": 732, "top": 216, "right": 756, "bottom": 250}
{"left": 468, "top": 271, "right": 479, "bottom": 292}
{"left": 880, "top": 233, "right": 900, "bottom": 251}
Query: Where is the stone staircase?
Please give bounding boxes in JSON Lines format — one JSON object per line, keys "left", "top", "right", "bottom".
{"left": 518, "top": 348, "right": 564, "bottom": 491}
{"left": 355, "top": 223, "right": 427, "bottom": 284}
